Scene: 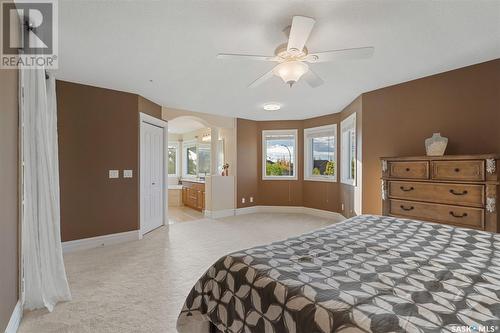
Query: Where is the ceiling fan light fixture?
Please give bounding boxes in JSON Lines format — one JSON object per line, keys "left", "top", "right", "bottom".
{"left": 273, "top": 61, "right": 308, "bottom": 87}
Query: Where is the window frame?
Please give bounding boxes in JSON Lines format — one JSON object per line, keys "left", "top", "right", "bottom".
{"left": 303, "top": 124, "right": 337, "bottom": 182}
{"left": 340, "top": 113, "right": 356, "bottom": 186}
{"left": 262, "top": 129, "right": 298, "bottom": 181}
{"left": 168, "top": 141, "right": 180, "bottom": 177}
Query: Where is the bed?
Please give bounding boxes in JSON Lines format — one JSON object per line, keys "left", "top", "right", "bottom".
{"left": 177, "top": 215, "right": 500, "bottom": 332}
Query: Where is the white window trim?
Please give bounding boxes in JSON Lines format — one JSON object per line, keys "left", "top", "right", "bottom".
{"left": 340, "top": 113, "right": 356, "bottom": 186}
{"left": 303, "top": 124, "right": 337, "bottom": 183}
{"left": 182, "top": 139, "right": 198, "bottom": 178}
{"left": 168, "top": 141, "right": 180, "bottom": 177}
{"left": 262, "top": 129, "right": 298, "bottom": 181}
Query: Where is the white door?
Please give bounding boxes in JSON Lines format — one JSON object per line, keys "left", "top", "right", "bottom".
{"left": 141, "top": 122, "right": 164, "bottom": 234}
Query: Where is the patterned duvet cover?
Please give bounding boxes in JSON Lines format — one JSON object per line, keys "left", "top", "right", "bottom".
{"left": 177, "top": 215, "right": 500, "bottom": 333}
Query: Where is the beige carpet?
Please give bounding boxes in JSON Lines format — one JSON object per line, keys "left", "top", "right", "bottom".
{"left": 18, "top": 213, "right": 343, "bottom": 333}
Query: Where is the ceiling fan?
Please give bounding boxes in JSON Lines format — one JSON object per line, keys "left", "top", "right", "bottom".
{"left": 217, "top": 16, "right": 374, "bottom": 88}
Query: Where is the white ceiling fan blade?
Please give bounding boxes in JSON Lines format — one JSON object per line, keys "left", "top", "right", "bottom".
{"left": 248, "top": 66, "right": 277, "bottom": 88}
{"left": 305, "top": 47, "right": 374, "bottom": 63}
{"left": 217, "top": 53, "right": 278, "bottom": 62}
{"left": 302, "top": 69, "right": 324, "bottom": 88}
{"left": 287, "top": 16, "right": 315, "bottom": 52}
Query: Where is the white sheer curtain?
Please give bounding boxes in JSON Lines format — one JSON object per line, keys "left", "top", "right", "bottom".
{"left": 20, "top": 67, "right": 71, "bottom": 311}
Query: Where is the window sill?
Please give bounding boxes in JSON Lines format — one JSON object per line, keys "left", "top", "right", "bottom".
{"left": 262, "top": 176, "right": 298, "bottom": 181}
{"left": 340, "top": 179, "right": 356, "bottom": 186}
{"left": 304, "top": 176, "right": 337, "bottom": 183}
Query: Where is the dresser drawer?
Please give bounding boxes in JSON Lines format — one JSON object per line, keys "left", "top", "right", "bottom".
{"left": 431, "top": 160, "right": 485, "bottom": 181}
{"left": 388, "top": 161, "right": 429, "bottom": 179}
{"left": 389, "top": 199, "right": 484, "bottom": 229}
{"left": 388, "top": 181, "right": 484, "bottom": 207}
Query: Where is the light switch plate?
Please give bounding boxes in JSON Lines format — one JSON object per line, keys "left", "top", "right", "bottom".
{"left": 109, "top": 170, "right": 119, "bottom": 179}
{"left": 123, "top": 170, "right": 133, "bottom": 178}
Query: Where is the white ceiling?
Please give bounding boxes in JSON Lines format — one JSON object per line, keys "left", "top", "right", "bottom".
{"left": 56, "top": 0, "right": 500, "bottom": 120}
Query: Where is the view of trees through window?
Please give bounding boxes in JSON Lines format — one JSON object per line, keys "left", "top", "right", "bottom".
{"left": 186, "top": 146, "right": 197, "bottom": 175}
{"left": 184, "top": 143, "right": 210, "bottom": 177}
{"left": 198, "top": 146, "right": 211, "bottom": 175}
{"left": 347, "top": 130, "right": 355, "bottom": 180}
{"left": 168, "top": 147, "right": 176, "bottom": 175}
{"left": 311, "top": 136, "right": 335, "bottom": 177}
{"left": 265, "top": 135, "right": 295, "bottom": 177}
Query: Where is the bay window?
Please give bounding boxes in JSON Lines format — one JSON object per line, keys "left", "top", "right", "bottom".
{"left": 341, "top": 113, "right": 356, "bottom": 185}
{"left": 262, "top": 129, "right": 298, "bottom": 180}
{"left": 304, "top": 124, "right": 337, "bottom": 182}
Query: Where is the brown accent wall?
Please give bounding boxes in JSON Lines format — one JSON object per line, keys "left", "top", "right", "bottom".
{"left": 361, "top": 59, "right": 500, "bottom": 214}
{"left": 236, "top": 118, "right": 259, "bottom": 208}
{"left": 138, "top": 95, "right": 162, "bottom": 116}
{"left": 302, "top": 114, "right": 341, "bottom": 212}
{"left": 0, "top": 69, "right": 19, "bottom": 331}
{"left": 257, "top": 120, "right": 304, "bottom": 207}
{"left": 237, "top": 111, "right": 358, "bottom": 213}
{"left": 57, "top": 81, "right": 161, "bottom": 241}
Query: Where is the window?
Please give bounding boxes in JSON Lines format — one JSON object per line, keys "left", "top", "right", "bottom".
{"left": 182, "top": 140, "right": 211, "bottom": 177}
{"left": 304, "top": 124, "right": 336, "bottom": 182}
{"left": 168, "top": 142, "right": 179, "bottom": 176}
{"left": 198, "top": 144, "right": 211, "bottom": 175}
{"left": 341, "top": 113, "right": 356, "bottom": 185}
{"left": 262, "top": 129, "right": 298, "bottom": 180}
{"left": 183, "top": 143, "right": 198, "bottom": 177}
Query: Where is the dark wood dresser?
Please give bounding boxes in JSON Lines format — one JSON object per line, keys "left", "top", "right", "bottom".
{"left": 381, "top": 155, "right": 499, "bottom": 232}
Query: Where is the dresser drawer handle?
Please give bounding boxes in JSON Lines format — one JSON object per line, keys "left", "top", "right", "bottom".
{"left": 454, "top": 168, "right": 460, "bottom": 172}
{"left": 400, "top": 205, "right": 414, "bottom": 211}
{"left": 400, "top": 186, "right": 414, "bottom": 192}
{"left": 449, "top": 189, "right": 468, "bottom": 196}
{"left": 449, "top": 211, "right": 468, "bottom": 218}
{"left": 405, "top": 168, "right": 410, "bottom": 172}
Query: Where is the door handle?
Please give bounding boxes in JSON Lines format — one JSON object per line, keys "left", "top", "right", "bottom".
{"left": 449, "top": 211, "right": 468, "bottom": 218}
{"left": 400, "top": 205, "right": 414, "bottom": 211}
{"left": 449, "top": 189, "right": 468, "bottom": 196}
{"left": 152, "top": 182, "right": 156, "bottom": 185}
{"left": 400, "top": 186, "right": 414, "bottom": 192}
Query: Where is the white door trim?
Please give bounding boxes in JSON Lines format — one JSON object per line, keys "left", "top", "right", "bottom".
{"left": 139, "top": 113, "right": 168, "bottom": 238}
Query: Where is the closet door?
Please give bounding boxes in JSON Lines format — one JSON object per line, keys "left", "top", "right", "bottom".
{"left": 141, "top": 122, "right": 164, "bottom": 234}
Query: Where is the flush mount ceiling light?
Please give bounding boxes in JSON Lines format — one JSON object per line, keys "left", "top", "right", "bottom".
{"left": 217, "top": 15, "right": 374, "bottom": 88}
{"left": 263, "top": 103, "right": 281, "bottom": 111}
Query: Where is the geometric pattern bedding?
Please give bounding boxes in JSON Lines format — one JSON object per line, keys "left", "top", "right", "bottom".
{"left": 177, "top": 215, "right": 500, "bottom": 333}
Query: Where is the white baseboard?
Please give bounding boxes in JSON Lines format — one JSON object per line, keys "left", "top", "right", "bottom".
{"left": 302, "top": 207, "right": 346, "bottom": 221}
{"left": 204, "top": 209, "right": 236, "bottom": 219}
{"left": 62, "top": 230, "right": 141, "bottom": 253}
{"left": 5, "top": 300, "right": 22, "bottom": 333}
{"left": 234, "top": 206, "right": 259, "bottom": 216}
{"left": 235, "top": 205, "right": 346, "bottom": 222}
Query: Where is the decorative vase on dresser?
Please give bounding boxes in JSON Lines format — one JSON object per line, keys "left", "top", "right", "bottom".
{"left": 381, "top": 154, "right": 499, "bottom": 232}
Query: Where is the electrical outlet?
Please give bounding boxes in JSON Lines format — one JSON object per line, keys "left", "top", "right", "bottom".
{"left": 241, "top": 197, "right": 246, "bottom": 204}
{"left": 250, "top": 197, "right": 254, "bottom": 203}
{"left": 123, "top": 170, "right": 133, "bottom": 178}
